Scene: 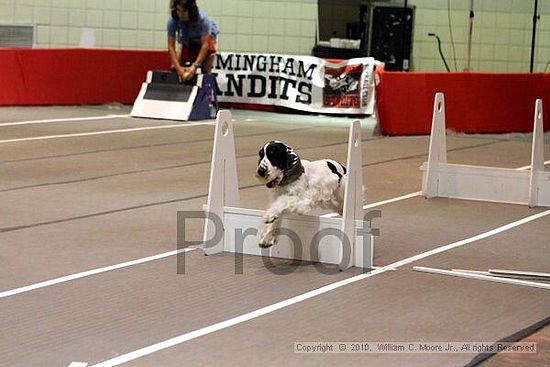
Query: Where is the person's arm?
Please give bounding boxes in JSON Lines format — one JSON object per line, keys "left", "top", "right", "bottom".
{"left": 168, "top": 35, "right": 188, "bottom": 82}
{"left": 187, "top": 34, "right": 211, "bottom": 78}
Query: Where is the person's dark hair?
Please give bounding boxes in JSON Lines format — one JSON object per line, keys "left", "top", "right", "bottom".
{"left": 170, "top": 0, "right": 199, "bottom": 22}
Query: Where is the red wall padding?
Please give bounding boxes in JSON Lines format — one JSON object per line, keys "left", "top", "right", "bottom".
{"left": 0, "top": 48, "right": 169, "bottom": 105}
{"left": 376, "top": 69, "right": 550, "bottom": 135}
{"left": 2, "top": 49, "right": 549, "bottom": 136}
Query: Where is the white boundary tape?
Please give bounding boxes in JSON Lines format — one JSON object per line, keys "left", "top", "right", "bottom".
{"left": 517, "top": 160, "right": 550, "bottom": 171}
{"left": 321, "top": 191, "right": 423, "bottom": 218}
{"left": 0, "top": 249, "right": 194, "bottom": 299}
{"left": 0, "top": 114, "right": 131, "bottom": 127}
{"left": 0, "top": 121, "right": 214, "bottom": 144}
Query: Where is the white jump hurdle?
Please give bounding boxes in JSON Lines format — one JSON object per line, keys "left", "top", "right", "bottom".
{"left": 421, "top": 93, "right": 548, "bottom": 207}
{"left": 202, "top": 110, "right": 373, "bottom": 270}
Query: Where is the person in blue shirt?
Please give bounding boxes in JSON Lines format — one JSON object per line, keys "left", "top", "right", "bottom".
{"left": 167, "top": 0, "right": 219, "bottom": 81}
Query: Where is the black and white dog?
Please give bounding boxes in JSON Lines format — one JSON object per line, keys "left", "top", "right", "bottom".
{"left": 256, "top": 141, "right": 347, "bottom": 248}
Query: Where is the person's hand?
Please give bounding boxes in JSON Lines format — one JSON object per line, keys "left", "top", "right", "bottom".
{"left": 177, "top": 65, "right": 197, "bottom": 82}
{"left": 176, "top": 65, "right": 195, "bottom": 82}
{"left": 176, "top": 66, "right": 188, "bottom": 82}
{"left": 185, "top": 64, "right": 197, "bottom": 80}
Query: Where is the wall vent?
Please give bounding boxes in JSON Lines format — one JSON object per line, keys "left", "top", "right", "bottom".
{"left": 0, "top": 24, "right": 35, "bottom": 48}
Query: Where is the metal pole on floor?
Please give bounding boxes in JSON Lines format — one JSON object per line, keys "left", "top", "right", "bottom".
{"left": 529, "top": 0, "right": 539, "bottom": 73}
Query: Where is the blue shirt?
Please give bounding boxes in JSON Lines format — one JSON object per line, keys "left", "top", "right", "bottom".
{"left": 167, "top": 10, "right": 219, "bottom": 47}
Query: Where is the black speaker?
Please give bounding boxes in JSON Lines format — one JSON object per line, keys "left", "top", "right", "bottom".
{"left": 363, "top": 4, "right": 414, "bottom": 71}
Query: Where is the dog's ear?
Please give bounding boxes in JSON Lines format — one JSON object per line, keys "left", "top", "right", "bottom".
{"left": 285, "top": 148, "right": 299, "bottom": 169}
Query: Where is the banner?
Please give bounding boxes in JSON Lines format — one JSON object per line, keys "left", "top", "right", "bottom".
{"left": 212, "top": 52, "right": 378, "bottom": 115}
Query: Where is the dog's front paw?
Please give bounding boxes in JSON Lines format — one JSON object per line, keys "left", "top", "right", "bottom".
{"left": 262, "top": 213, "right": 278, "bottom": 224}
{"left": 259, "top": 223, "right": 278, "bottom": 248}
{"left": 259, "top": 239, "right": 274, "bottom": 248}
{"left": 259, "top": 231, "right": 275, "bottom": 248}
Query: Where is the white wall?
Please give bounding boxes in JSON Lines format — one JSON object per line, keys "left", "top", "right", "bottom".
{"left": 0, "top": 0, "right": 318, "bottom": 55}
{"left": 411, "top": 0, "right": 550, "bottom": 72}
{"left": 0, "top": 0, "right": 549, "bottom": 72}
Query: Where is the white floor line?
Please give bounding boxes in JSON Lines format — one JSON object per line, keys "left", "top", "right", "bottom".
{"left": 0, "top": 121, "right": 215, "bottom": 144}
{"left": 516, "top": 160, "right": 550, "bottom": 171}
{"left": 361, "top": 191, "right": 423, "bottom": 210}
{"left": 0, "top": 114, "right": 131, "bottom": 127}
{"left": 0, "top": 248, "right": 194, "bottom": 299}
{"left": 321, "top": 191, "right": 422, "bottom": 218}
{"left": 88, "top": 207, "right": 550, "bottom": 367}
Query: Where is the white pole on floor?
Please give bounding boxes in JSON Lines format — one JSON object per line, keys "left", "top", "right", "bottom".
{"left": 413, "top": 266, "right": 550, "bottom": 290}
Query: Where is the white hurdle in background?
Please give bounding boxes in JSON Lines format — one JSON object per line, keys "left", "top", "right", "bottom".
{"left": 421, "top": 93, "right": 549, "bottom": 207}
{"left": 202, "top": 110, "right": 373, "bottom": 271}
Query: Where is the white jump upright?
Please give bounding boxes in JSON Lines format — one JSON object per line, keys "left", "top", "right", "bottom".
{"left": 421, "top": 93, "right": 549, "bottom": 207}
{"left": 202, "top": 110, "right": 240, "bottom": 255}
{"left": 529, "top": 99, "right": 548, "bottom": 206}
{"left": 202, "top": 110, "right": 373, "bottom": 270}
